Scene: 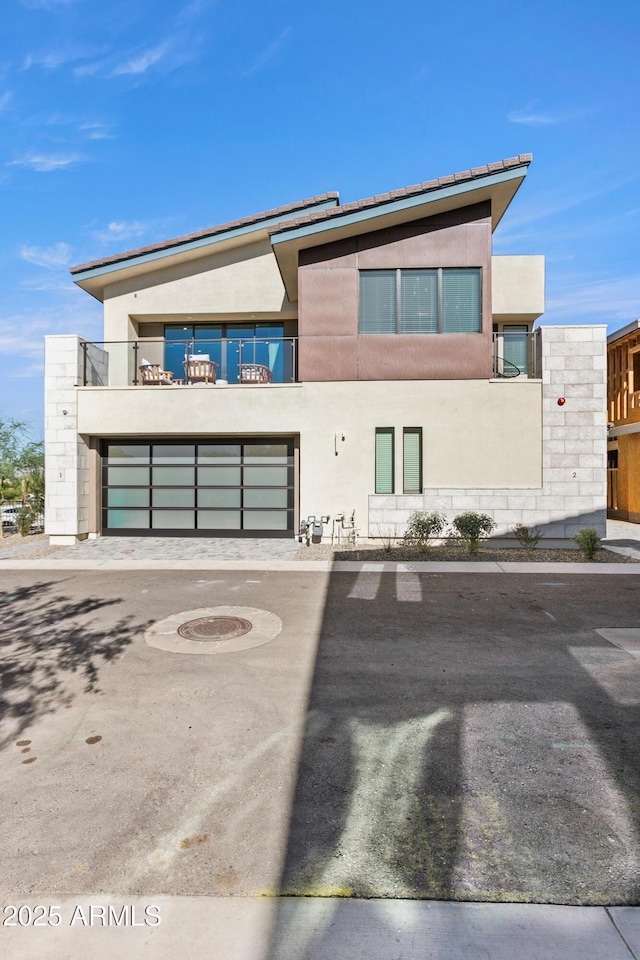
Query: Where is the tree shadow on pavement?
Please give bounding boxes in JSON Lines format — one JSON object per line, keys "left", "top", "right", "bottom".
{"left": 267, "top": 570, "right": 640, "bottom": 959}
{"left": 0, "top": 580, "right": 145, "bottom": 750}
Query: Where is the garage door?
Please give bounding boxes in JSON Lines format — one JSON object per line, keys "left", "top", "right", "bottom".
{"left": 101, "top": 439, "right": 295, "bottom": 537}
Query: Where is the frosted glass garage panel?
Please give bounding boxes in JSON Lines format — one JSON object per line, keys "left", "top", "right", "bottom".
{"left": 152, "top": 467, "right": 195, "bottom": 486}
{"left": 153, "top": 445, "right": 195, "bottom": 463}
{"left": 153, "top": 488, "right": 195, "bottom": 508}
{"left": 106, "top": 445, "right": 150, "bottom": 464}
{"left": 198, "top": 488, "right": 241, "bottom": 508}
{"left": 197, "top": 510, "right": 241, "bottom": 529}
{"left": 198, "top": 445, "right": 241, "bottom": 464}
{"left": 151, "top": 510, "right": 194, "bottom": 529}
{"left": 243, "top": 467, "right": 288, "bottom": 486}
{"left": 244, "top": 444, "right": 289, "bottom": 464}
{"left": 107, "top": 466, "right": 149, "bottom": 486}
{"left": 244, "top": 488, "right": 288, "bottom": 508}
{"left": 197, "top": 466, "right": 241, "bottom": 486}
{"left": 107, "top": 509, "right": 150, "bottom": 528}
{"left": 243, "top": 510, "right": 289, "bottom": 530}
{"left": 107, "top": 488, "right": 149, "bottom": 507}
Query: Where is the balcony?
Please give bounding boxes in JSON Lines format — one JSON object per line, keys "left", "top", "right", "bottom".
{"left": 492, "top": 330, "right": 539, "bottom": 379}
{"left": 80, "top": 337, "right": 298, "bottom": 387}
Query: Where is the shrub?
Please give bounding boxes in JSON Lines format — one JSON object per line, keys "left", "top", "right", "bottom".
{"left": 573, "top": 528, "right": 601, "bottom": 561}
{"left": 512, "top": 523, "right": 544, "bottom": 549}
{"left": 452, "top": 512, "right": 495, "bottom": 554}
{"left": 15, "top": 506, "right": 34, "bottom": 537}
{"left": 403, "top": 511, "right": 447, "bottom": 553}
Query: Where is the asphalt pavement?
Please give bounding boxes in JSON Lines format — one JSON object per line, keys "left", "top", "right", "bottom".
{"left": 2, "top": 566, "right": 640, "bottom": 959}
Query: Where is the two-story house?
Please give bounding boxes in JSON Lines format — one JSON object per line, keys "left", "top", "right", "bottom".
{"left": 607, "top": 319, "right": 640, "bottom": 522}
{"left": 44, "top": 155, "right": 607, "bottom": 544}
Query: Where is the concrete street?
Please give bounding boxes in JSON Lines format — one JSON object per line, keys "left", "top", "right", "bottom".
{"left": 2, "top": 567, "right": 640, "bottom": 957}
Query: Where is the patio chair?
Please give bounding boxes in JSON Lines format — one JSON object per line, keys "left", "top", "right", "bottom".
{"left": 139, "top": 362, "right": 174, "bottom": 385}
{"left": 183, "top": 355, "right": 218, "bottom": 384}
{"left": 238, "top": 363, "right": 273, "bottom": 384}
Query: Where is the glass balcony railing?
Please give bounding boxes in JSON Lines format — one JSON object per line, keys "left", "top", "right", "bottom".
{"left": 79, "top": 337, "right": 298, "bottom": 387}
{"left": 492, "top": 330, "right": 538, "bottom": 379}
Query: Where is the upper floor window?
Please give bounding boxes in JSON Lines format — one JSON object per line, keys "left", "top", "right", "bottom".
{"left": 359, "top": 268, "right": 481, "bottom": 335}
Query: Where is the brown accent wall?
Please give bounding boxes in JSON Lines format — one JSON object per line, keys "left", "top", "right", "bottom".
{"left": 298, "top": 202, "right": 493, "bottom": 381}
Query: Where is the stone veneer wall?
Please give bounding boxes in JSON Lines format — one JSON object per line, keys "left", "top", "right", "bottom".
{"left": 368, "top": 325, "right": 607, "bottom": 543}
{"left": 44, "top": 336, "right": 108, "bottom": 544}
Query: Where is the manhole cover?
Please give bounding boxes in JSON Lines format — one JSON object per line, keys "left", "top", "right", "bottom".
{"left": 177, "top": 616, "right": 252, "bottom": 642}
{"left": 145, "top": 606, "right": 282, "bottom": 655}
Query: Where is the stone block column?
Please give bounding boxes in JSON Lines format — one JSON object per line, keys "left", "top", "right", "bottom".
{"left": 44, "top": 335, "right": 108, "bottom": 545}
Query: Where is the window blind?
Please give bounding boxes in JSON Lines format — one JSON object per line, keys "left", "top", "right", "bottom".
{"left": 403, "top": 428, "right": 422, "bottom": 493}
{"left": 400, "top": 271, "right": 438, "bottom": 333}
{"left": 359, "top": 271, "right": 397, "bottom": 334}
{"left": 375, "top": 428, "right": 394, "bottom": 494}
{"left": 441, "top": 269, "right": 481, "bottom": 333}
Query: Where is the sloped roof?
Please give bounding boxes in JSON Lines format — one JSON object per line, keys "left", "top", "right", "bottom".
{"left": 70, "top": 155, "right": 532, "bottom": 302}
{"left": 269, "top": 155, "right": 531, "bottom": 237}
{"left": 70, "top": 192, "right": 340, "bottom": 275}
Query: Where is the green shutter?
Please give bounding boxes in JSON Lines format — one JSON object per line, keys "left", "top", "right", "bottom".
{"left": 442, "top": 269, "right": 481, "bottom": 333}
{"left": 375, "top": 428, "right": 394, "bottom": 494}
{"left": 400, "top": 271, "right": 438, "bottom": 333}
{"left": 359, "top": 271, "right": 397, "bottom": 334}
{"left": 403, "top": 428, "right": 422, "bottom": 493}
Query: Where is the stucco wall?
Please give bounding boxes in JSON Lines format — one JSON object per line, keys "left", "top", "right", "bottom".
{"left": 369, "top": 325, "right": 607, "bottom": 541}
{"left": 77, "top": 377, "right": 541, "bottom": 535}
{"left": 491, "top": 255, "right": 545, "bottom": 321}
{"left": 101, "top": 238, "right": 295, "bottom": 385}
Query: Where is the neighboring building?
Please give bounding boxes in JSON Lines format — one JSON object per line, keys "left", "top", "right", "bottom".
{"left": 607, "top": 319, "right": 640, "bottom": 522}
{"left": 44, "top": 154, "right": 607, "bottom": 544}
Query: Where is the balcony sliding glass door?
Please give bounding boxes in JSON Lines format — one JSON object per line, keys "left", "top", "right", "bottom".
{"left": 163, "top": 323, "right": 292, "bottom": 383}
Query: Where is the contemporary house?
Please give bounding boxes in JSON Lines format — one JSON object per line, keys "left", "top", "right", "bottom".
{"left": 44, "top": 154, "right": 607, "bottom": 544}
{"left": 607, "top": 319, "right": 640, "bottom": 522}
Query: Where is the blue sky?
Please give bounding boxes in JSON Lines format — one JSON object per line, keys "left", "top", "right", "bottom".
{"left": 1, "top": 0, "right": 639, "bottom": 437}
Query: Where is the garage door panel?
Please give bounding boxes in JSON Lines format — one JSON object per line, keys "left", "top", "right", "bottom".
{"left": 102, "top": 439, "right": 294, "bottom": 537}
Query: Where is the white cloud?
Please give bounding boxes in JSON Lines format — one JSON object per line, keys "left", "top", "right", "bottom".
{"left": 76, "top": 41, "right": 172, "bottom": 79}
{"left": 20, "top": 277, "right": 76, "bottom": 292}
{"left": 111, "top": 42, "right": 169, "bottom": 77}
{"left": 507, "top": 101, "right": 591, "bottom": 127}
{"left": 0, "top": 91, "right": 11, "bottom": 111}
{"left": 10, "top": 361, "right": 45, "bottom": 381}
{"left": 242, "top": 27, "right": 292, "bottom": 78}
{"left": 546, "top": 275, "right": 640, "bottom": 324}
{"left": 20, "top": 0, "right": 77, "bottom": 9}
{"left": 508, "top": 109, "right": 561, "bottom": 126}
{"left": 19, "top": 242, "right": 72, "bottom": 268}
{"left": 79, "top": 120, "right": 115, "bottom": 140}
{"left": 7, "top": 153, "right": 85, "bottom": 172}
{"left": 92, "top": 220, "right": 150, "bottom": 244}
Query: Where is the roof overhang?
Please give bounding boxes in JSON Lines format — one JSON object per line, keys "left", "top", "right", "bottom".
{"left": 270, "top": 164, "right": 529, "bottom": 302}
{"left": 71, "top": 196, "right": 339, "bottom": 302}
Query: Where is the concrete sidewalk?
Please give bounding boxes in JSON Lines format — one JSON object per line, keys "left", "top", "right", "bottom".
{"left": 2, "top": 896, "right": 639, "bottom": 960}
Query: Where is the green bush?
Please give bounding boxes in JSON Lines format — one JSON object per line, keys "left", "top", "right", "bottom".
{"left": 512, "top": 523, "right": 544, "bottom": 549}
{"left": 403, "top": 511, "right": 447, "bottom": 553}
{"left": 573, "top": 528, "right": 601, "bottom": 561}
{"left": 452, "top": 512, "right": 495, "bottom": 554}
{"left": 15, "top": 506, "right": 34, "bottom": 537}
